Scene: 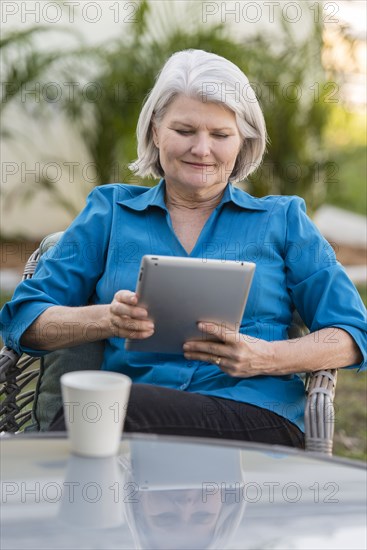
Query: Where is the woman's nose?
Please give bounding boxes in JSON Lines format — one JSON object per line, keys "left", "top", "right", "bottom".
{"left": 190, "top": 133, "right": 211, "bottom": 157}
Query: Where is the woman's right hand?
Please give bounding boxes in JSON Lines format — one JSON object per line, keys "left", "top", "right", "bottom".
{"left": 108, "top": 290, "right": 155, "bottom": 339}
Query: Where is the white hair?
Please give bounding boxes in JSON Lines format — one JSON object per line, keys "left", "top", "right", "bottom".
{"left": 130, "top": 49, "right": 267, "bottom": 182}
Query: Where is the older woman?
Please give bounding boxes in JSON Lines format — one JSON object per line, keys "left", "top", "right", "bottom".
{"left": 1, "top": 50, "right": 365, "bottom": 447}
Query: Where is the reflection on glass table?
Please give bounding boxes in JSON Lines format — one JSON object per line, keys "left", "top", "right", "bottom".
{"left": 1, "top": 433, "right": 366, "bottom": 550}
{"left": 122, "top": 439, "right": 244, "bottom": 549}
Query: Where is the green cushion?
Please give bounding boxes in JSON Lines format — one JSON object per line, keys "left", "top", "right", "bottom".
{"left": 288, "top": 310, "right": 309, "bottom": 340}
{"left": 26, "top": 341, "right": 104, "bottom": 432}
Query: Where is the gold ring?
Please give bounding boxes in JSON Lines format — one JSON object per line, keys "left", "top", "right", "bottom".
{"left": 214, "top": 356, "right": 221, "bottom": 366}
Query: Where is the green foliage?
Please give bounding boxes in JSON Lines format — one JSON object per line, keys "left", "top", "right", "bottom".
{"left": 322, "top": 107, "right": 366, "bottom": 216}
{"left": 324, "top": 145, "right": 367, "bottom": 216}
{"left": 333, "top": 283, "right": 367, "bottom": 461}
{"left": 1, "top": 24, "right": 93, "bottom": 214}
{"left": 334, "top": 368, "right": 367, "bottom": 461}
{"left": 0, "top": 25, "right": 80, "bottom": 132}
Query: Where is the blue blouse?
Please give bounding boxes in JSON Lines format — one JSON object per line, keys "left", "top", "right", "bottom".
{"left": 1, "top": 180, "right": 366, "bottom": 431}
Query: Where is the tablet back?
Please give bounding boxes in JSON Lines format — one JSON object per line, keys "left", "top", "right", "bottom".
{"left": 124, "top": 255, "right": 255, "bottom": 354}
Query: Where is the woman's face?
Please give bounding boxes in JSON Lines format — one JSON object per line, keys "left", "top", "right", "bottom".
{"left": 152, "top": 95, "right": 242, "bottom": 197}
{"left": 139, "top": 488, "right": 222, "bottom": 548}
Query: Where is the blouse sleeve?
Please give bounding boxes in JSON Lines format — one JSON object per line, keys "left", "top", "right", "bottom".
{"left": 0, "top": 185, "right": 115, "bottom": 356}
{"left": 284, "top": 197, "right": 367, "bottom": 371}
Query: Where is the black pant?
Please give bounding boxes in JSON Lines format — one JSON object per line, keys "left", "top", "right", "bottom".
{"left": 50, "top": 383, "right": 304, "bottom": 448}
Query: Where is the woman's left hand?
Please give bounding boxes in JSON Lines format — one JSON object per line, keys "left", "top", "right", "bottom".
{"left": 183, "top": 322, "right": 275, "bottom": 378}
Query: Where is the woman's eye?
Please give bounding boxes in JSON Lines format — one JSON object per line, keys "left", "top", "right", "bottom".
{"left": 175, "top": 129, "right": 192, "bottom": 135}
{"left": 174, "top": 130, "right": 228, "bottom": 138}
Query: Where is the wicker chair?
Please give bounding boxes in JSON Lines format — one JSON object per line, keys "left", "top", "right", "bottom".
{"left": 0, "top": 234, "right": 338, "bottom": 454}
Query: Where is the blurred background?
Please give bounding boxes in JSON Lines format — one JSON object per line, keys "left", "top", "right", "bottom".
{"left": 0, "top": 0, "right": 366, "bottom": 459}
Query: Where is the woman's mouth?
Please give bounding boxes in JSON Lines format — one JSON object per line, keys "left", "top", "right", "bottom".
{"left": 183, "top": 161, "right": 216, "bottom": 168}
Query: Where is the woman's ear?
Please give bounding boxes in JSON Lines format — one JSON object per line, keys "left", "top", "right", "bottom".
{"left": 152, "top": 122, "right": 159, "bottom": 148}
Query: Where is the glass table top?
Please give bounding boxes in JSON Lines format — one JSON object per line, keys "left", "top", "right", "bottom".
{"left": 1, "top": 433, "right": 366, "bottom": 549}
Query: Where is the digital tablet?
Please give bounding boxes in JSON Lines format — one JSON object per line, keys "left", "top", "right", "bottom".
{"left": 124, "top": 255, "right": 255, "bottom": 354}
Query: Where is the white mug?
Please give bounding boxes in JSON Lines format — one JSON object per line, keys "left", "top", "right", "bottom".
{"left": 61, "top": 370, "right": 131, "bottom": 457}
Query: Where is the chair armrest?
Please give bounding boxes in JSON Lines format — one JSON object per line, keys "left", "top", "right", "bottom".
{"left": 0, "top": 346, "right": 40, "bottom": 433}
{"left": 304, "top": 369, "right": 338, "bottom": 455}
{"left": 0, "top": 346, "right": 21, "bottom": 383}
{"left": 288, "top": 312, "right": 338, "bottom": 455}
{"left": 39, "top": 231, "right": 64, "bottom": 255}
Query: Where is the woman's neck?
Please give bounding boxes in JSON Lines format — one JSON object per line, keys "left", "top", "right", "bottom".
{"left": 165, "top": 184, "right": 225, "bottom": 213}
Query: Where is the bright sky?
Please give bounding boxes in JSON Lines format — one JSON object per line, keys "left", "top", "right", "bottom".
{"left": 337, "top": 0, "right": 366, "bottom": 37}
